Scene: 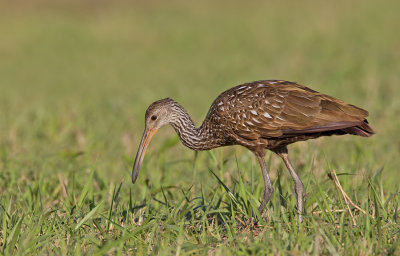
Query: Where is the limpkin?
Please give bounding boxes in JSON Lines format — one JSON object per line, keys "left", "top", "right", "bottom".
{"left": 132, "top": 80, "right": 374, "bottom": 221}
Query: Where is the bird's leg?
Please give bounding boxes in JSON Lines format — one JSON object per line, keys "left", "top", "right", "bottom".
{"left": 276, "top": 147, "right": 304, "bottom": 222}
{"left": 255, "top": 152, "right": 274, "bottom": 214}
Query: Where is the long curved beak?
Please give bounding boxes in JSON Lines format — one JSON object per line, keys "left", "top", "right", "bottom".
{"left": 132, "top": 127, "right": 158, "bottom": 184}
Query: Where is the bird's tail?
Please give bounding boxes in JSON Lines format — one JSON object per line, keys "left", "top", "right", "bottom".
{"left": 341, "top": 120, "right": 374, "bottom": 137}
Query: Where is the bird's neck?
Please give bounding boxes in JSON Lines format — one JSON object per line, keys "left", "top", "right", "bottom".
{"left": 169, "top": 103, "right": 221, "bottom": 151}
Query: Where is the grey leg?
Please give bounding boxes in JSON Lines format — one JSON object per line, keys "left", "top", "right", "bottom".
{"left": 255, "top": 152, "right": 274, "bottom": 213}
{"left": 276, "top": 147, "right": 304, "bottom": 222}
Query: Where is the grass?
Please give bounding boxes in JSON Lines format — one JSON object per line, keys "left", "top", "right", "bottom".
{"left": 0, "top": 0, "right": 399, "bottom": 254}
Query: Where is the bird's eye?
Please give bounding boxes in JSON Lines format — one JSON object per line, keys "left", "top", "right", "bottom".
{"left": 151, "top": 115, "right": 157, "bottom": 121}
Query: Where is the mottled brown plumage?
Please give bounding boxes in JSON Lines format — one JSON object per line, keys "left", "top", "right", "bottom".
{"left": 132, "top": 80, "right": 374, "bottom": 221}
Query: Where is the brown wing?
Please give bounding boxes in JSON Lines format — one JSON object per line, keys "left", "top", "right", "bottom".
{"left": 211, "top": 80, "right": 369, "bottom": 140}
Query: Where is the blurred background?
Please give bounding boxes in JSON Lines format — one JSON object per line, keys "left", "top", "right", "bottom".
{"left": 0, "top": 0, "right": 399, "bottom": 186}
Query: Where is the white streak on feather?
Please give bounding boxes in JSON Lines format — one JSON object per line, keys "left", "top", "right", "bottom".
{"left": 263, "top": 112, "right": 272, "bottom": 119}
{"left": 250, "top": 110, "right": 258, "bottom": 115}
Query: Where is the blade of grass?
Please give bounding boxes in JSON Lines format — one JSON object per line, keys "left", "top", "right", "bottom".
{"left": 208, "top": 168, "right": 245, "bottom": 215}
{"left": 77, "top": 169, "right": 95, "bottom": 208}
{"left": 75, "top": 201, "right": 104, "bottom": 231}
{"left": 6, "top": 214, "right": 24, "bottom": 255}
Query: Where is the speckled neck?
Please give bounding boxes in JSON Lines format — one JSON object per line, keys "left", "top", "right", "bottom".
{"left": 169, "top": 102, "right": 222, "bottom": 151}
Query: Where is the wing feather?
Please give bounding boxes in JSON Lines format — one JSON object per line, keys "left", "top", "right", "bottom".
{"left": 211, "top": 80, "right": 370, "bottom": 140}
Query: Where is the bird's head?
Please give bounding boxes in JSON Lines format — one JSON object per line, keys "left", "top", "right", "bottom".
{"left": 131, "top": 98, "right": 177, "bottom": 183}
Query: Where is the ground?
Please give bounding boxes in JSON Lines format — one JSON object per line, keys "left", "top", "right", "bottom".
{"left": 0, "top": 0, "right": 399, "bottom": 254}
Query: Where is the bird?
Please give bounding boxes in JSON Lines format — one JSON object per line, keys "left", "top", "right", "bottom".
{"left": 131, "top": 80, "right": 374, "bottom": 221}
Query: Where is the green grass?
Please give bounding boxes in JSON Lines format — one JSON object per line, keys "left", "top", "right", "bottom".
{"left": 0, "top": 0, "right": 399, "bottom": 254}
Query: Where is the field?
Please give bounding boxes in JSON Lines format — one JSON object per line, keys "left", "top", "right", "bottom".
{"left": 0, "top": 0, "right": 399, "bottom": 254}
